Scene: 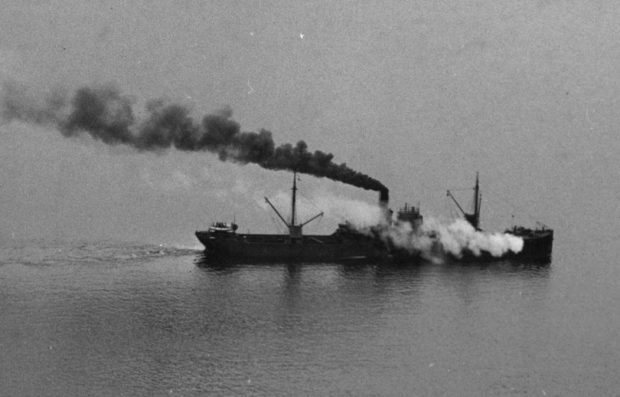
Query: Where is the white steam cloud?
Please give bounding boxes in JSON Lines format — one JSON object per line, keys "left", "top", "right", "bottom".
{"left": 257, "top": 191, "right": 383, "bottom": 228}
{"left": 420, "top": 218, "right": 524, "bottom": 258}
{"left": 311, "top": 193, "right": 383, "bottom": 228}
{"left": 376, "top": 216, "right": 524, "bottom": 261}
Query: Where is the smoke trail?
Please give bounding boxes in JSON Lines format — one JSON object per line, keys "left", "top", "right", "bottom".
{"left": 1, "top": 81, "right": 387, "bottom": 194}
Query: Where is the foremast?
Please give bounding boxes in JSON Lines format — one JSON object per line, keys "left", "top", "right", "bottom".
{"left": 264, "top": 171, "right": 324, "bottom": 240}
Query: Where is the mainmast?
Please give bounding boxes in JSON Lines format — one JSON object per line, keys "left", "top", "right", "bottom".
{"left": 472, "top": 172, "right": 481, "bottom": 230}
{"left": 446, "top": 172, "right": 482, "bottom": 230}
{"left": 291, "top": 171, "right": 297, "bottom": 227}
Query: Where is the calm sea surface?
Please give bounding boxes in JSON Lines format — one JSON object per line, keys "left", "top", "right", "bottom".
{"left": 1, "top": 236, "right": 618, "bottom": 396}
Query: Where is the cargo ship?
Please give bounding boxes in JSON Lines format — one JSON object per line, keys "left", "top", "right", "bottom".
{"left": 195, "top": 172, "right": 387, "bottom": 262}
{"left": 444, "top": 174, "right": 554, "bottom": 262}
{"left": 196, "top": 172, "right": 553, "bottom": 263}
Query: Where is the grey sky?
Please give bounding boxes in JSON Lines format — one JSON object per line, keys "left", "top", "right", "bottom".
{"left": 1, "top": 0, "right": 618, "bottom": 245}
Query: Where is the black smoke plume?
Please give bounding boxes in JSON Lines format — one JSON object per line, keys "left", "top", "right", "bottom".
{"left": 1, "top": 82, "right": 388, "bottom": 195}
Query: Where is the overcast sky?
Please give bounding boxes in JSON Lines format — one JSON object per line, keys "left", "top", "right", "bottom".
{"left": 1, "top": 0, "right": 618, "bottom": 246}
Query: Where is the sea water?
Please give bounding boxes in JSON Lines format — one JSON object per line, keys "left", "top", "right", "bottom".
{"left": 0, "top": 237, "right": 618, "bottom": 396}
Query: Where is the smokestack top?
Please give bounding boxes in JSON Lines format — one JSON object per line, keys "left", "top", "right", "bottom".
{"left": 378, "top": 188, "right": 390, "bottom": 224}
{"left": 379, "top": 188, "right": 389, "bottom": 204}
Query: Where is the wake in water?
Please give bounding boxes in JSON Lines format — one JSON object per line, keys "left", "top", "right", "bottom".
{"left": 0, "top": 240, "right": 201, "bottom": 267}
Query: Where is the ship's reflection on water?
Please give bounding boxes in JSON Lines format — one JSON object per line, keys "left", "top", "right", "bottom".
{"left": 193, "top": 252, "right": 552, "bottom": 320}
{"left": 194, "top": 252, "right": 551, "bottom": 281}
{"left": 189, "top": 252, "right": 555, "bottom": 395}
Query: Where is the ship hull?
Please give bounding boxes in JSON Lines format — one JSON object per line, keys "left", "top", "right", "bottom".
{"left": 195, "top": 231, "right": 384, "bottom": 262}
{"left": 197, "top": 228, "right": 553, "bottom": 264}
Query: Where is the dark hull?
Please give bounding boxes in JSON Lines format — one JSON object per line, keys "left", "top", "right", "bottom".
{"left": 197, "top": 227, "right": 553, "bottom": 264}
{"left": 195, "top": 231, "right": 384, "bottom": 262}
